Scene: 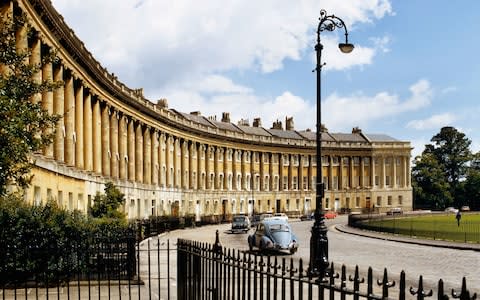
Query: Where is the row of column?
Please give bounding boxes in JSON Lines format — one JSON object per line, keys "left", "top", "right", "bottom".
{"left": 20, "top": 22, "right": 411, "bottom": 194}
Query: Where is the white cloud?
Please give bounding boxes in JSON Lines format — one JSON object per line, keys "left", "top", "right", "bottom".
{"left": 370, "top": 36, "right": 391, "bottom": 53}
{"left": 406, "top": 113, "right": 456, "bottom": 130}
{"left": 51, "top": 0, "right": 393, "bottom": 93}
{"left": 321, "top": 37, "right": 376, "bottom": 71}
{"left": 322, "top": 79, "right": 433, "bottom": 131}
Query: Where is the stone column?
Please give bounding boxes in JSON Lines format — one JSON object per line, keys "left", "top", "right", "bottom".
{"left": 381, "top": 156, "right": 385, "bottom": 188}
{"left": 350, "top": 156, "right": 354, "bottom": 188}
{"left": 308, "top": 155, "right": 313, "bottom": 191}
{"left": 288, "top": 155, "right": 293, "bottom": 190}
{"left": 64, "top": 75, "right": 75, "bottom": 166}
{"left": 119, "top": 115, "right": 128, "bottom": 180}
{"left": 181, "top": 140, "right": 188, "bottom": 189}
{"left": 92, "top": 98, "right": 102, "bottom": 174}
{"left": 328, "top": 156, "right": 333, "bottom": 191}
{"left": 360, "top": 157, "right": 365, "bottom": 188}
{"left": 298, "top": 155, "right": 303, "bottom": 191}
{"left": 189, "top": 143, "right": 195, "bottom": 189}
{"left": 371, "top": 156, "right": 376, "bottom": 188}
{"left": 101, "top": 104, "right": 110, "bottom": 176}
{"left": 166, "top": 136, "right": 172, "bottom": 187}
{"left": 393, "top": 156, "right": 397, "bottom": 188}
{"left": 159, "top": 134, "right": 165, "bottom": 187}
{"left": 406, "top": 156, "right": 411, "bottom": 187}
{"left": 241, "top": 151, "right": 248, "bottom": 190}
{"left": 135, "top": 123, "right": 144, "bottom": 183}
{"left": 269, "top": 153, "right": 275, "bottom": 191}
{"left": 151, "top": 130, "right": 159, "bottom": 185}
{"left": 173, "top": 138, "right": 180, "bottom": 188}
{"left": 42, "top": 61, "right": 54, "bottom": 158}
{"left": 279, "top": 154, "right": 284, "bottom": 191}
{"left": 53, "top": 65, "right": 64, "bottom": 162}
{"left": 259, "top": 152, "right": 265, "bottom": 191}
{"left": 205, "top": 146, "right": 211, "bottom": 189}
{"left": 110, "top": 110, "right": 119, "bottom": 179}
{"left": 224, "top": 148, "right": 229, "bottom": 190}
{"left": 143, "top": 127, "right": 151, "bottom": 184}
{"left": 339, "top": 157, "right": 344, "bottom": 189}
{"left": 30, "top": 38, "right": 41, "bottom": 104}
{"left": 214, "top": 147, "right": 220, "bottom": 189}
{"left": 197, "top": 144, "right": 203, "bottom": 190}
{"left": 83, "top": 92, "right": 93, "bottom": 171}
{"left": 74, "top": 83, "right": 84, "bottom": 169}
{"left": 232, "top": 150, "right": 238, "bottom": 190}
{"left": 15, "top": 21, "right": 28, "bottom": 61}
{"left": 127, "top": 120, "right": 136, "bottom": 181}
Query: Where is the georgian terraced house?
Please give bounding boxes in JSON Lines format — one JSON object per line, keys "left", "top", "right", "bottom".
{"left": 2, "top": 0, "right": 413, "bottom": 220}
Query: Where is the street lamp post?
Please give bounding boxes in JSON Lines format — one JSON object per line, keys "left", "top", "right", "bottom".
{"left": 309, "top": 10, "right": 354, "bottom": 278}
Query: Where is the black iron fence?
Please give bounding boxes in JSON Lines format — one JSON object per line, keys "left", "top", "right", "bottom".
{"left": 2, "top": 228, "right": 479, "bottom": 299}
{"left": 0, "top": 231, "right": 139, "bottom": 299}
{"left": 177, "top": 232, "right": 477, "bottom": 300}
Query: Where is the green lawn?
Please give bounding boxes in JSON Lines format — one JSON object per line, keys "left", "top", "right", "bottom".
{"left": 365, "top": 213, "right": 480, "bottom": 243}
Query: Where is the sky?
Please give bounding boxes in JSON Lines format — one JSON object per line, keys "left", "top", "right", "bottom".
{"left": 50, "top": 0, "right": 480, "bottom": 158}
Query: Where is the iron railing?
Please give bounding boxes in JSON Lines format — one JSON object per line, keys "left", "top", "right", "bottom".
{"left": 177, "top": 232, "right": 478, "bottom": 300}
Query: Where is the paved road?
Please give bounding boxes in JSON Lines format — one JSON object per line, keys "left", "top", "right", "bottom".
{"left": 156, "top": 215, "right": 480, "bottom": 296}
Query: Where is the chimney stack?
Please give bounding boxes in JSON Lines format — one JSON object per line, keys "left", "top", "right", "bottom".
{"left": 253, "top": 118, "right": 262, "bottom": 127}
{"left": 285, "top": 116, "right": 294, "bottom": 131}
{"left": 271, "top": 120, "right": 283, "bottom": 130}
{"left": 221, "top": 112, "right": 230, "bottom": 122}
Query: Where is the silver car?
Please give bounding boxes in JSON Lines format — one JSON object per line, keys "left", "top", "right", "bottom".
{"left": 247, "top": 218, "right": 298, "bottom": 254}
{"left": 231, "top": 215, "right": 250, "bottom": 233}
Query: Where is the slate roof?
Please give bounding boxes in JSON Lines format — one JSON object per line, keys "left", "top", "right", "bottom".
{"left": 296, "top": 130, "right": 336, "bottom": 142}
{"left": 330, "top": 133, "right": 368, "bottom": 142}
{"left": 172, "top": 110, "right": 214, "bottom": 128}
{"left": 266, "top": 128, "right": 303, "bottom": 139}
{"left": 237, "top": 125, "right": 272, "bottom": 136}
{"left": 209, "top": 119, "right": 243, "bottom": 132}
{"left": 365, "top": 134, "right": 398, "bottom": 142}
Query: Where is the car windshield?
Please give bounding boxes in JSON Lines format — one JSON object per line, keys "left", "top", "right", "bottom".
{"left": 233, "top": 217, "right": 245, "bottom": 222}
{"left": 269, "top": 224, "right": 290, "bottom": 232}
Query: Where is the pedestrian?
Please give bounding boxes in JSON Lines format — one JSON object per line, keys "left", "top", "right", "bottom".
{"left": 456, "top": 210, "right": 462, "bottom": 227}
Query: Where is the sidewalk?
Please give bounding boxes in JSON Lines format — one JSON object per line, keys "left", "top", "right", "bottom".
{"left": 335, "top": 224, "right": 480, "bottom": 251}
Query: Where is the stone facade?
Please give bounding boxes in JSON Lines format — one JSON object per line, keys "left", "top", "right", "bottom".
{"left": 4, "top": 0, "right": 412, "bottom": 219}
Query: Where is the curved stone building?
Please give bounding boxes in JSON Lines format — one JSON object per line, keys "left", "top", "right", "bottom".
{"left": 3, "top": 0, "right": 412, "bottom": 220}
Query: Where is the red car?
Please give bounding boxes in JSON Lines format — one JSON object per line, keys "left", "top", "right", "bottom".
{"left": 324, "top": 211, "right": 337, "bottom": 219}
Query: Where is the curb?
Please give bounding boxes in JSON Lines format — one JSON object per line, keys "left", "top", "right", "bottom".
{"left": 335, "top": 224, "right": 480, "bottom": 252}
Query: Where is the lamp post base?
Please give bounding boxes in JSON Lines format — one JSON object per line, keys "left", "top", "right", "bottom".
{"left": 308, "top": 217, "right": 329, "bottom": 278}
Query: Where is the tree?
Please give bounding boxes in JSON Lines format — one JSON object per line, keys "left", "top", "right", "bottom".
{"left": 90, "top": 182, "right": 126, "bottom": 219}
{"left": 429, "top": 126, "right": 472, "bottom": 199}
{"left": 412, "top": 127, "right": 474, "bottom": 209}
{"left": 459, "top": 151, "right": 480, "bottom": 210}
{"left": 0, "top": 12, "right": 61, "bottom": 195}
{"left": 412, "top": 152, "right": 452, "bottom": 209}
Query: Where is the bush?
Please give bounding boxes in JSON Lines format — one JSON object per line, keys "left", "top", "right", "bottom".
{"left": 0, "top": 194, "right": 133, "bottom": 285}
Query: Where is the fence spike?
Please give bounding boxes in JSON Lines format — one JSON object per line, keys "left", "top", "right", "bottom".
{"left": 378, "top": 268, "right": 395, "bottom": 298}
{"left": 341, "top": 265, "right": 347, "bottom": 291}
{"left": 299, "top": 259, "right": 304, "bottom": 278}
{"left": 213, "top": 230, "right": 222, "bottom": 254}
{"left": 451, "top": 277, "right": 477, "bottom": 300}
{"left": 399, "top": 270, "right": 406, "bottom": 300}
{"left": 410, "top": 275, "right": 433, "bottom": 299}
{"left": 348, "top": 265, "right": 364, "bottom": 295}
{"left": 438, "top": 279, "right": 449, "bottom": 300}
{"left": 289, "top": 258, "right": 297, "bottom": 277}
{"left": 368, "top": 267, "right": 373, "bottom": 296}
